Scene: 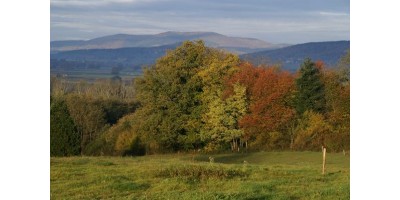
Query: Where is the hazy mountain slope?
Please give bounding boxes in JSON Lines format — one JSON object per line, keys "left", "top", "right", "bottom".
{"left": 241, "top": 41, "right": 350, "bottom": 71}
{"left": 50, "top": 31, "right": 278, "bottom": 54}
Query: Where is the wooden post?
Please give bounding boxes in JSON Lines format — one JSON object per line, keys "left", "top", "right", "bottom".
{"left": 343, "top": 149, "right": 346, "bottom": 156}
{"left": 322, "top": 147, "right": 326, "bottom": 175}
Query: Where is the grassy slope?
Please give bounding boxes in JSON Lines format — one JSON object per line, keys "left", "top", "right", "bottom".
{"left": 51, "top": 152, "right": 350, "bottom": 199}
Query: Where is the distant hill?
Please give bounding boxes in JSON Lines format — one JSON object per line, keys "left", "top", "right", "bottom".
{"left": 51, "top": 43, "right": 180, "bottom": 72}
{"left": 241, "top": 41, "right": 350, "bottom": 71}
{"left": 51, "top": 40, "right": 350, "bottom": 81}
{"left": 51, "top": 31, "right": 283, "bottom": 54}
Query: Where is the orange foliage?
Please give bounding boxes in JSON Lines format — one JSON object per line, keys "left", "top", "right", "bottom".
{"left": 225, "top": 62, "right": 296, "bottom": 141}
{"left": 315, "top": 60, "right": 325, "bottom": 71}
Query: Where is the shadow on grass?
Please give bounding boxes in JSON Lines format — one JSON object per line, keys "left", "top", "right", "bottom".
{"left": 71, "top": 158, "right": 91, "bottom": 165}
{"left": 96, "top": 161, "right": 115, "bottom": 166}
{"left": 194, "top": 153, "right": 254, "bottom": 164}
{"left": 111, "top": 175, "right": 150, "bottom": 191}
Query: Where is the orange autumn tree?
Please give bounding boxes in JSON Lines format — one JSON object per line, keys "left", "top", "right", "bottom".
{"left": 224, "top": 62, "right": 296, "bottom": 150}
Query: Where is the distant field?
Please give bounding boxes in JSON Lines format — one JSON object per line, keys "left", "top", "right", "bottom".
{"left": 50, "top": 69, "right": 140, "bottom": 83}
{"left": 50, "top": 152, "right": 350, "bottom": 199}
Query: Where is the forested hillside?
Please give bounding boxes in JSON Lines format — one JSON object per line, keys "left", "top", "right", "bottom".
{"left": 50, "top": 41, "right": 350, "bottom": 156}
{"left": 241, "top": 41, "right": 350, "bottom": 71}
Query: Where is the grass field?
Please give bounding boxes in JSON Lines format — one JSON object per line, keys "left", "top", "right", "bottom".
{"left": 50, "top": 151, "right": 350, "bottom": 199}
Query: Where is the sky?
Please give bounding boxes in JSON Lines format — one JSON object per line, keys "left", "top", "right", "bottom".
{"left": 51, "top": 0, "right": 350, "bottom": 44}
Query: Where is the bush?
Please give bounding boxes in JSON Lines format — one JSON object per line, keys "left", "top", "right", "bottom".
{"left": 156, "top": 165, "right": 248, "bottom": 181}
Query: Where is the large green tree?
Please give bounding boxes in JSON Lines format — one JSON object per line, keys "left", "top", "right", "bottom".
{"left": 50, "top": 97, "right": 80, "bottom": 156}
{"left": 133, "top": 40, "right": 239, "bottom": 152}
{"left": 294, "top": 58, "right": 327, "bottom": 115}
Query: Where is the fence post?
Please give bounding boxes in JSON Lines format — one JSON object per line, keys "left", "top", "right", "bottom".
{"left": 322, "top": 147, "right": 326, "bottom": 175}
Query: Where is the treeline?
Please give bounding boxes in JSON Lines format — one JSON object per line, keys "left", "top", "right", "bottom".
{"left": 50, "top": 41, "right": 350, "bottom": 156}
{"left": 50, "top": 78, "right": 139, "bottom": 156}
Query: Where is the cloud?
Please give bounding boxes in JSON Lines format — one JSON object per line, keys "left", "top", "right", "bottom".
{"left": 51, "top": 0, "right": 167, "bottom": 7}
{"left": 50, "top": 0, "right": 350, "bottom": 43}
{"left": 319, "top": 11, "right": 349, "bottom": 16}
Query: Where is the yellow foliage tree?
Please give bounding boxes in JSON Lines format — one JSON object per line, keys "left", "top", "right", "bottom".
{"left": 294, "top": 110, "right": 332, "bottom": 150}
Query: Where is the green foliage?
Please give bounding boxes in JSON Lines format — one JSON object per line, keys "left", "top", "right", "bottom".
{"left": 252, "top": 131, "right": 286, "bottom": 150}
{"left": 97, "top": 99, "right": 138, "bottom": 125}
{"left": 50, "top": 42, "right": 349, "bottom": 154}
{"left": 133, "top": 40, "right": 239, "bottom": 152}
{"left": 125, "top": 137, "right": 146, "bottom": 156}
{"left": 65, "top": 95, "right": 107, "bottom": 153}
{"left": 295, "top": 58, "right": 327, "bottom": 115}
{"left": 82, "top": 131, "right": 108, "bottom": 156}
{"left": 50, "top": 97, "right": 80, "bottom": 156}
{"left": 98, "top": 114, "right": 137, "bottom": 156}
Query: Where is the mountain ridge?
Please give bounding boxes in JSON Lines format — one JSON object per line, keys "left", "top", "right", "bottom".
{"left": 51, "top": 31, "right": 280, "bottom": 54}
{"left": 51, "top": 40, "right": 350, "bottom": 78}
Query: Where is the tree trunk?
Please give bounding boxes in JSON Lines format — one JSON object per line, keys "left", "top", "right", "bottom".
{"left": 290, "top": 135, "right": 294, "bottom": 150}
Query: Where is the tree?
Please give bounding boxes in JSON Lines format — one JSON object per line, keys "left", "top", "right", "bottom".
{"left": 50, "top": 77, "right": 138, "bottom": 155}
{"left": 225, "top": 63, "right": 295, "bottom": 150}
{"left": 65, "top": 95, "right": 107, "bottom": 154}
{"left": 201, "top": 83, "right": 247, "bottom": 151}
{"left": 133, "top": 40, "right": 239, "bottom": 152}
{"left": 294, "top": 58, "right": 327, "bottom": 115}
{"left": 50, "top": 97, "right": 80, "bottom": 156}
{"left": 293, "top": 110, "right": 332, "bottom": 150}
{"left": 321, "top": 63, "right": 350, "bottom": 151}
{"left": 337, "top": 50, "right": 350, "bottom": 85}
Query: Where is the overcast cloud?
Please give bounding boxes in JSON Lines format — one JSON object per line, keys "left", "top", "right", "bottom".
{"left": 51, "top": 0, "right": 350, "bottom": 44}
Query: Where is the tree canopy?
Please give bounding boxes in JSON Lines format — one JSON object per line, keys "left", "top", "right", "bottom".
{"left": 50, "top": 42, "right": 350, "bottom": 155}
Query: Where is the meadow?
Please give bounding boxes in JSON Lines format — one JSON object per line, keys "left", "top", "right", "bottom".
{"left": 50, "top": 151, "right": 350, "bottom": 199}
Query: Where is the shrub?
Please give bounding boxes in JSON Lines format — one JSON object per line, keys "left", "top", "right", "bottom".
{"left": 156, "top": 165, "right": 248, "bottom": 181}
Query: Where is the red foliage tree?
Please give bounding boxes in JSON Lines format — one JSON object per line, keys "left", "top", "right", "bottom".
{"left": 224, "top": 62, "right": 296, "bottom": 148}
